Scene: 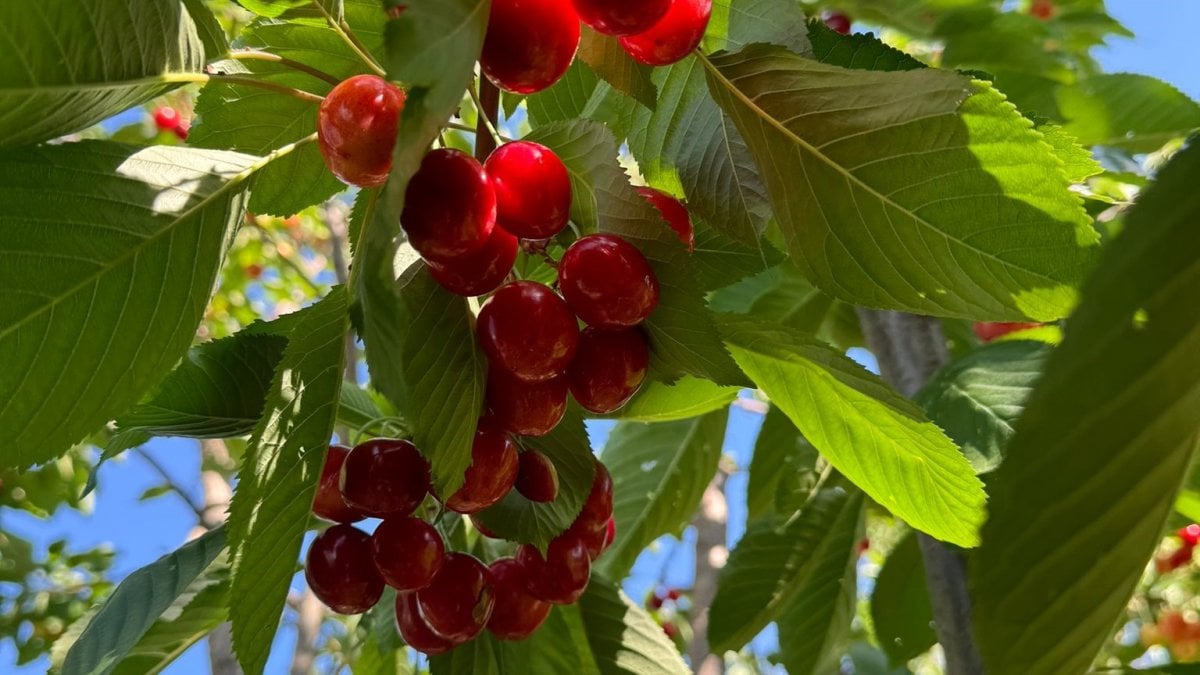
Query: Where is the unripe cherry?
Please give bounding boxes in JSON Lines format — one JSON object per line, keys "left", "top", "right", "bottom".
{"left": 317, "top": 75, "right": 406, "bottom": 188}
{"left": 481, "top": 0, "right": 581, "bottom": 94}
{"left": 567, "top": 327, "right": 649, "bottom": 414}
{"left": 618, "top": 0, "right": 713, "bottom": 67}
{"left": 486, "top": 141, "right": 572, "bottom": 239}
{"left": 558, "top": 234, "right": 659, "bottom": 329}
{"left": 305, "top": 525, "right": 384, "bottom": 614}
{"left": 478, "top": 281, "right": 580, "bottom": 382}
{"left": 401, "top": 148, "right": 496, "bottom": 263}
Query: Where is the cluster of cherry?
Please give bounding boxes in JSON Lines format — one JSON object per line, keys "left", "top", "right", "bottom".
{"left": 1156, "top": 524, "right": 1200, "bottom": 574}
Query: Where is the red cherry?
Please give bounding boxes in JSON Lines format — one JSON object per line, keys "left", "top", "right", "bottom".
{"left": 648, "top": 594, "right": 663, "bottom": 610}
{"left": 601, "top": 517, "right": 616, "bottom": 551}
{"left": 570, "top": 518, "right": 608, "bottom": 559}
{"left": 567, "top": 327, "right": 649, "bottom": 414}
{"left": 396, "top": 592, "right": 460, "bottom": 656}
{"left": 427, "top": 226, "right": 517, "bottom": 297}
{"left": 305, "top": 525, "right": 384, "bottom": 614}
{"left": 663, "top": 621, "right": 678, "bottom": 639}
{"left": 173, "top": 123, "right": 189, "bottom": 141}
{"left": 445, "top": 417, "right": 520, "bottom": 514}
{"left": 575, "top": 461, "right": 615, "bottom": 533}
{"left": 481, "top": 0, "right": 581, "bottom": 94}
{"left": 856, "top": 538, "right": 871, "bottom": 555}
{"left": 478, "top": 282, "right": 580, "bottom": 382}
{"left": 823, "top": 11, "right": 852, "bottom": 34}
{"left": 487, "top": 367, "right": 568, "bottom": 436}
{"left": 972, "top": 321, "right": 1041, "bottom": 342}
{"left": 487, "top": 558, "right": 553, "bottom": 640}
{"left": 559, "top": 234, "right": 659, "bottom": 329}
{"left": 401, "top": 148, "right": 496, "bottom": 263}
{"left": 618, "top": 0, "right": 712, "bottom": 66}
{"left": 371, "top": 517, "right": 445, "bottom": 591}
{"left": 516, "top": 450, "right": 560, "bottom": 503}
{"left": 471, "top": 514, "right": 501, "bottom": 538}
{"left": 572, "top": 0, "right": 671, "bottom": 36}
{"left": 153, "top": 106, "right": 181, "bottom": 131}
{"left": 1180, "top": 525, "right": 1200, "bottom": 546}
{"left": 416, "top": 553, "right": 496, "bottom": 642}
{"left": 636, "top": 186, "right": 694, "bottom": 251}
{"left": 1030, "top": 0, "right": 1055, "bottom": 20}
{"left": 665, "top": 588, "right": 681, "bottom": 601}
{"left": 485, "top": 141, "right": 572, "bottom": 239}
{"left": 516, "top": 534, "right": 591, "bottom": 604}
{"left": 339, "top": 439, "right": 430, "bottom": 518}
{"left": 317, "top": 75, "right": 406, "bottom": 188}
{"left": 312, "top": 444, "right": 363, "bottom": 523}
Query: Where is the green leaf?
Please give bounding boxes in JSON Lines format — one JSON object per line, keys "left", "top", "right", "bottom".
{"left": 576, "top": 27, "right": 657, "bottom": 109}
{"left": 704, "top": 44, "right": 1100, "bottom": 321}
{"left": 354, "top": 589, "right": 405, "bottom": 675}
{"left": 597, "top": 411, "right": 728, "bottom": 578}
{"left": 690, "top": 221, "right": 783, "bottom": 291}
{"left": 182, "top": 0, "right": 230, "bottom": 60}
{"left": 227, "top": 289, "right": 348, "bottom": 675}
{"left": 807, "top": 20, "right": 925, "bottom": 72}
{"left": 746, "top": 405, "right": 819, "bottom": 523}
{"left": 971, "top": 143, "right": 1200, "bottom": 675}
{"left": 575, "top": 577, "right": 689, "bottom": 674}
{"left": 720, "top": 315, "right": 986, "bottom": 547}
{"left": 0, "top": 142, "right": 254, "bottom": 469}
{"left": 1057, "top": 74, "right": 1200, "bottom": 153}
{"left": 603, "top": 377, "right": 739, "bottom": 423}
{"left": 0, "top": 0, "right": 207, "bottom": 148}
{"left": 703, "top": 0, "right": 811, "bottom": 54}
{"left": 870, "top": 533, "right": 935, "bottom": 667}
{"left": 1037, "top": 123, "right": 1104, "bottom": 184}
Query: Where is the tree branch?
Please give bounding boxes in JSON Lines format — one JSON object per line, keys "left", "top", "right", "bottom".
{"left": 473, "top": 78, "right": 501, "bottom": 161}
{"left": 132, "top": 447, "right": 206, "bottom": 521}
{"left": 689, "top": 470, "right": 729, "bottom": 675}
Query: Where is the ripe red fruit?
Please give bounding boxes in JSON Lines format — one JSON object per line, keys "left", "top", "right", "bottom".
{"left": 444, "top": 417, "right": 520, "bottom": 514}
{"left": 516, "top": 534, "right": 591, "bottom": 604}
{"left": 487, "top": 367, "right": 568, "bottom": 436}
{"left": 478, "top": 282, "right": 580, "bottom": 382}
{"left": 576, "top": 461, "right": 615, "bottom": 533}
{"left": 618, "top": 0, "right": 712, "bottom": 67}
{"left": 427, "top": 225, "right": 518, "bottom": 297}
{"left": 1181, "top": 525, "right": 1200, "bottom": 546}
{"left": 567, "top": 327, "right": 649, "bottom": 414}
{"left": 339, "top": 439, "right": 430, "bottom": 518}
{"left": 636, "top": 186, "right": 694, "bottom": 251}
{"left": 1030, "top": 0, "right": 1055, "bottom": 20}
{"left": 665, "top": 588, "right": 681, "bottom": 601}
{"left": 305, "top": 525, "right": 384, "bottom": 614}
{"left": 416, "top": 553, "right": 496, "bottom": 642}
{"left": 487, "top": 558, "right": 553, "bottom": 640}
{"left": 396, "top": 592, "right": 459, "bottom": 656}
{"left": 481, "top": 0, "right": 581, "bottom": 94}
{"left": 471, "top": 514, "right": 501, "bottom": 538}
{"left": 485, "top": 141, "right": 572, "bottom": 239}
{"left": 571, "top": 519, "right": 608, "bottom": 559}
{"left": 972, "top": 321, "right": 1041, "bottom": 342}
{"left": 153, "top": 106, "right": 181, "bottom": 131}
{"left": 559, "top": 234, "right": 659, "bottom": 329}
{"left": 572, "top": 0, "right": 671, "bottom": 36}
{"left": 663, "top": 621, "right": 678, "bottom": 639}
{"left": 648, "top": 594, "right": 663, "bottom": 610}
{"left": 371, "top": 517, "right": 445, "bottom": 591}
{"left": 823, "top": 11, "right": 852, "bottom": 34}
{"left": 601, "top": 517, "right": 616, "bottom": 551}
{"left": 312, "top": 444, "right": 363, "bottom": 523}
{"left": 516, "top": 450, "right": 560, "bottom": 503}
{"left": 401, "top": 148, "right": 496, "bottom": 263}
{"left": 317, "top": 75, "right": 406, "bottom": 188}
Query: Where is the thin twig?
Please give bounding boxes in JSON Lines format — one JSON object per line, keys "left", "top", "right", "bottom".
{"left": 227, "top": 50, "right": 342, "bottom": 86}
{"left": 133, "top": 447, "right": 206, "bottom": 520}
{"left": 311, "top": 1, "right": 387, "bottom": 77}
{"left": 165, "top": 72, "right": 325, "bottom": 104}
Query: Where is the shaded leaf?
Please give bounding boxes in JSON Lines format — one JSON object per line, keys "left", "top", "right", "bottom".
{"left": 746, "top": 405, "right": 818, "bottom": 523}
{"left": 576, "top": 27, "right": 656, "bottom": 109}
{"left": 870, "top": 533, "right": 935, "bottom": 666}
{"left": 1057, "top": 74, "right": 1200, "bottom": 153}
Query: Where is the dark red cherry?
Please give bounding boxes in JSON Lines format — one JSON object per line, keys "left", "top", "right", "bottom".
{"left": 396, "top": 591, "right": 460, "bottom": 656}
{"left": 487, "top": 558, "right": 553, "bottom": 640}
{"left": 481, "top": 0, "right": 581, "bottom": 94}
{"left": 972, "top": 322, "right": 1041, "bottom": 342}
{"left": 567, "top": 327, "right": 649, "bottom": 414}
{"left": 371, "top": 516, "right": 445, "bottom": 591}
{"left": 401, "top": 148, "right": 496, "bottom": 263}
{"left": 317, "top": 75, "right": 406, "bottom": 188}
{"left": 487, "top": 367, "right": 568, "bottom": 437}
{"left": 516, "top": 450, "right": 560, "bottom": 503}
{"left": 636, "top": 186, "right": 694, "bottom": 251}
{"left": 445, "top": 417, "right": 520, "bottom": 514}
{"left": 823, "top": 11, "right": 851, "bottom": 34}
{"left": 618, "top": 0, "right": 712, "bottom": 67}
{"left": 516, "top": 534, "right": 591, "bottom": 604}
{"left": 340, "top": 439, "right": 430, "bottom": 519}
{"left": 305, "top": 525, "right": 384, "bottom": 614}
{"left": 312, "top": 444, "right": 363, "bottom": 523}
{"left": 478, "top": 282, "right": 580, "bottom": 382}
{"left": 568, "top": 518, "right": 608, "bottom": 559}
{"left": 485, "top": 141, "right": 572, "bottom": 239}
{"left": 575, "top": 461, "right": 614, "bottom": 533}
{"left": 471, "top": 514, "right": 501, "bottom": 539}
{"left": 416, "top": 553, "right": 496, "bottom": 642}
{"left": 601, "top": 517, "right": 616, "bottom": 551}
{"left": 427, "top": 225, "right": 517, "bottom": 297}
{"left": 558, "top": 234, "right": 659, "bottom": 329}
{"left": 572, "top": 0, "right": 671, "bottom": 36}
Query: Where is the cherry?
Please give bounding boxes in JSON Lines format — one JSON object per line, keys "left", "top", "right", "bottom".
{"left": 567, "top": 327, "right": 649, "bottom": 414}
{"left": 304, "top": 525, "right": 384, "bottom": 614}
{"left": 572, "top": 0, "right": 671, "bottom": 36}
{"left": 153, "top": 106, "right": 181, "bottom": 131}
{"left": 487, "top": 367, "right": 568, "bottom": 437}
{"left": 371, "top": 516, "right": 445, "bottom": 591}
{"left": 1030, "top": 0, "right": 1054, "bottom": 20}
{"left": 427, "top": 225, "right": 517, "bottom": 297}
{"left": 444, "top": 417, "right": 520, "bottom": 514}
{"left": 401, "top": 148, "right": 496, "bottom": 263}
{"left": 636, "top": 186, "right": 694, "bottom": 251}
{"left": 478, "top": 282, "right": 580, "bottom": 382}
{"left": 663, "top": 621, "right": 679, "bottom": 639}
{"left": 487, "top": 558, "right": 553, "bottom": 640}
{"left": 485, "top": 141, "right": 572, "bottom": 239}
{"left": 1181, "top": 525, "right": 1200, "bottom": 546}
{"left": 618, "top": 0, "right": 712, "bottom": 67}
{"left": 396, "top": 592, "right": 460, "bottom": 656}
{"left": 339, "top": 439, "right": 430, "bottom": 518}
{"left": 601, "top": 517, "right": 616, "bottom": 551}
{"left": 312, "top": 444, "right": 363, "bottom": 523}
{"left": 416, "top": 553, "right": 496, "bottom": 642}
{"left": 516, "top": 534, "right": 591, "bottom": 604}
{"left": 823, "top": 11, "right": 852, "bottom": 35}
{"left": 516, "top": 450, "right": 560, "bottom": 503}
{"left": 559, "top": 234, "right": 659, "bottom": 329}
{"left": 471, "top": 514, "right": 501, "bottom": 538}
{"left": 481, "top": 0, "right": 581, "bottom": 94}
{"left": 317, "top": 75, "right": 406, "bottom": 188}
{"left": 972, "top": 321, "right": 1041, "bottom": 342}
{"left": 576, "top": 461, "right": 614, "bottom": 533}
{"left": 570, "top": 518, "right": 608, "bottom": 559}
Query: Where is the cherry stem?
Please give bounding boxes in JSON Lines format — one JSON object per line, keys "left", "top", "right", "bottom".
{"left": 312, "top": 0, "right": 388, "bottom": 77}
{"left": 445, "top": 121, "right": 514, "bottom": 142}
{"left": 227, "top": 50, "right": 342, "bottom": 86}
{"left": 469, "top": 78, "right": 503, "bottom": 161}
{"left": 167, "top": 72, "right": 325, "bottom": 104}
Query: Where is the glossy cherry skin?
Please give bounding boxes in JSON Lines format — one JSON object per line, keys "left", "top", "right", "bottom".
{"left": 572, "top": 0, "right": 671, "bottom": 36}
{"left": 487, "top": 558, "right": 553, "bottom": 640}
{"left": 618, "top": 0, "right": 712, "bottom": 67}
{"left": 601, "top": 517, "right": 616, "bottom": 551}
{"left": 427, "top": 226, "right": 517, "bottom": 297}
{"left": 558, "top": 234, "right": 660, "bottom": 329}
{"left": 153, "top": 106, "right": 182, "bottom": 131}
{"left": 305, "top": 525, "right": 384, "bottom": 614}
{"left": 575, "top": 461, "right": 614, "bottom": 533}
{"left": 485, "top": 141, "right": 572, "bottom": 239}
{"left": 312, "top": 444, "right": 363, "bottom": 523}
{"left": 823, "top": 11, "right": 852, "bottom": 34}
{"left": 396, "top": 592, "right": 460, "bottom": 656}
{"left": 487, "top": 367, "right": 568, "bottom": 436}
{"left": 317, "top": 75, "right": 406, "bottom": 188}
{"left": 401, "top": 148, "right": 496, "bottom": 263}
{"left": 567, "top": 327, "right": 649, "bottom": 414}
{"left": 516, "top": 450, "right": 560, "bottom": 503}
{"left": 569, "top": 518, "right": 608, "bottom": 559}
{"left": 516, "top": 534, "right": 591, "bottom": 604}
{"left": 445, "top": 417, "right": 520, "bottom": 514}
{"left": 636, "top": 186, "right": 694, "bottom": 251}
{"left": 478, "top": 282, "right": 580, "bottom": 382}
{"left": 371, "top": 516, "right": 445, "bottom": 591}
{"left": 972, "top": 321, "right": 1040, "bottom": 342}
{"left": 339, "top": 439, "right": 431, "bottom": 519}
{"left": 416, "top": 553, "right": 496, "bottom": 642}
{"left": 481, "top": 0, "right": 581, "bottom": 94}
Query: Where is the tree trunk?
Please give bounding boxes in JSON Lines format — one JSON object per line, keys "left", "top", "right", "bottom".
{"left": 688, "top": 471, "right": 729, "bottom": 675}
{"left": 197, "top": 439, "right": 244, "bottom": 675}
